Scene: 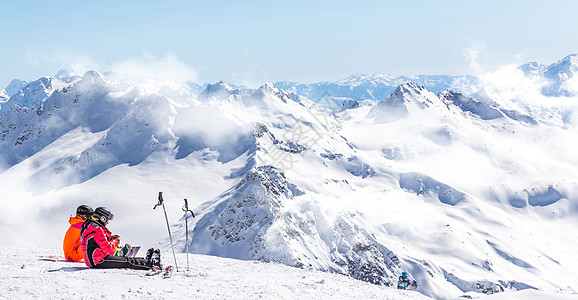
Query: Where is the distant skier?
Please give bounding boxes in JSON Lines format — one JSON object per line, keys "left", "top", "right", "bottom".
{"left": 397, "top": 271, "right": 419, "bottom": 290}
{"left": 63, "top": 205, "right": 93, "bottom": 262}
{"left": 80, "top": 207, "right": 160, "bottom": 270}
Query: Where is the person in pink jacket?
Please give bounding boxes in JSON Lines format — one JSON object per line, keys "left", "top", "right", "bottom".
{"left": 80, "top": 207, "right": 159, "bottom": 270}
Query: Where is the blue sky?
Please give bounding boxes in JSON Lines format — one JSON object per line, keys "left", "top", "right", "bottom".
{"left": 1, "top": 0, "right": 578, "bottom": 88}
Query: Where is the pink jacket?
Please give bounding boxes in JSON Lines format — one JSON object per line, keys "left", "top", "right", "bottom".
{"left": 80, "top": 219, "right": 119, "bottom": 267}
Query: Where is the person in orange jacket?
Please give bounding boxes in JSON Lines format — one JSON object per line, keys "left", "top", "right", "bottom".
{"left": 63, "top": 205, "right": 93, "bottom": 262}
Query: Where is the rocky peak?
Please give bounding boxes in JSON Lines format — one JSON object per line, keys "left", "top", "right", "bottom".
{"left": 54, "top": 69, "right": 81, "bottom": 83}
{"left": 199, "top": 81, "right": 237, "bottom": 100}
{"left": 188, "top": 164, "right": 400, "bottom": 286}
{"left": 252, "top": 83, "right": 290, "bottom": 103}
{"left": 545, "top": 53, "right": 578, "bottom": 81}
{"left": 0, "top": 77, "right": 58, "bottom": 115}
{"left": 394, "top": 82, "right": 428, "bottom": 96}
{"left": 240, "top": 166, "right": 294, "bottom": 199}
{"left": 519, "top": 61, "right": 547, "bottom": 77}
{"left": 80, "top": 70, "right": 112, "bottom": 86}
{"left": 4, "top": 79, "right": 28, "bottom": 97}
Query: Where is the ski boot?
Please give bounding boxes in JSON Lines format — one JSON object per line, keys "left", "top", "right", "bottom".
{"left": 145, "top": 249, "right": 163, "bottom": 276}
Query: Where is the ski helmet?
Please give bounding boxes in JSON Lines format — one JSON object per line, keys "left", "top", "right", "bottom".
{"left": 93, "top": 207, "right": 114, "bottom": 224}
{"left": 76, "top": 205, "right": 93, "bottom": 216}
{"left": 402, "top": 271, "right": 408, "bottom": 277}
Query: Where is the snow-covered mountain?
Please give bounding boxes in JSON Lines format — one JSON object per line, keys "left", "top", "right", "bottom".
{"left": 4, "top": 79, "right": 29, "bottom": 96}
{"left": 274, "top": 54, "right": 578, "bottom": 107}
{"left": 54, "top": 68, "right": 82, "bottom": 83}
{"left": 0, "top": 90, "right": 8, "bottom": 105}
{"left": 1, "top": 57, "right": 578, "bottom": 300}
{"left": 519, "top": 54, "right": 578, "bottom": 97}
{"left": 0, "top": 76, "right": 66, "bottom": 116}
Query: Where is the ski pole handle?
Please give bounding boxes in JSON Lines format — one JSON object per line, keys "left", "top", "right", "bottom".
{"left": 154, "top": 192, "right": 164, "bottom": 210}
{"left": 182, "top": 198, "right": 195, "bottom": 218}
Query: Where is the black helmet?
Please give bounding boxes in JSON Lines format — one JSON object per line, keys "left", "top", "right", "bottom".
{"left": 76, "top": 205, "right": 93, "bottom": 216}
{"left": 93, "top": 207, "right": 114, "bottom": 224}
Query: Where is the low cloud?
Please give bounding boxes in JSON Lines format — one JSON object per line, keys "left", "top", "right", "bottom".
{"left": 109, "top": 53, "right": 198, "bottom": 83}
{"left": 24, "top": 48, "right": 198, "bottom": 85}
{"left": 172, "top": 103, "right": 255, "bottom": 162}
{"left": 479, "top": 64, "right": 548, "bottom": 105}
{"left": 24, "top": 46, "right": 102, "bottom": 77}
{"left": 463, "top": 47, "right": 483, "bottom": 75}
{"left": 174, "top": 103, "right": 251, "bottom": 146}
{"left": 475, "top": 61, "right": 578, "bottom": 126}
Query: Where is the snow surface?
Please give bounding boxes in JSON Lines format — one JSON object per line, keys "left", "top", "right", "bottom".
{"left": 1, "top": 246, "right": 574, "bottom": 299}
{"left": 2, "top": 54, "right": 578, "bottom": 299}
{"left": 0, "top": 246, "right": 431, "bottom": 300}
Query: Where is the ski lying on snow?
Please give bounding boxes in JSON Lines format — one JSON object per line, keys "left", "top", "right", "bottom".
{"left": 145, "top": 266, "right": 173, "bottom": 278}
{"left": 38, "top": 256, "right": 70, "bottom": 262}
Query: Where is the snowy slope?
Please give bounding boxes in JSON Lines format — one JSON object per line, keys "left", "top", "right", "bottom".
{"left": 1, "top": 57, "right": 578, "bottom": 300}
{"left": 338, "top": 84, "right": 578, "bottom": 298}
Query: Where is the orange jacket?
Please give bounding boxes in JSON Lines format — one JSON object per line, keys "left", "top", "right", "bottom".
{"left": 63, "top": 216, "right": 86, "bottom": 262}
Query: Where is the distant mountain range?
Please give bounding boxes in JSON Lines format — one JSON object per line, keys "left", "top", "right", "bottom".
{"left": 274, "top": 73, "right": 480, "bottom": 105}
{"left": 3, "top": 53, "right": 577, "bottom": 114}
{"left": 272, "top": 54, "right": 578, "bottom": 107}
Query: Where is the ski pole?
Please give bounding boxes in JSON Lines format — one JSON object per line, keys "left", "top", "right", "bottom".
{"left": 154, "top": 192, "right": 178, "bottom": 272}
{"left": 182, "top": 198, "right": 195, "bottom": 272}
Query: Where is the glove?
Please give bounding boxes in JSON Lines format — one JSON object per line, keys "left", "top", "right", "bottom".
{"left": 111, "top": 234, "right": 120, "bottom": 242}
